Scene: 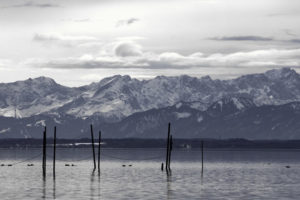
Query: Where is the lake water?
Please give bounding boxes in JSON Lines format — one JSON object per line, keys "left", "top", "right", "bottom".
{"left": 0, "top": 148, "right": 300, "bottom": 199}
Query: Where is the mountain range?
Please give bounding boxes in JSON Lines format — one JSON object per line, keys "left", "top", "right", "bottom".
{"left": 0, "top": 67, "right": 300, "bottom": 139}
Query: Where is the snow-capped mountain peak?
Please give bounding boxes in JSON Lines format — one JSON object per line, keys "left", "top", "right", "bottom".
{"left": 265, "top": 67, "right": 298, "bottom": 80}
{"left": 1, "top": 68, "right": 300, "bottom": 120}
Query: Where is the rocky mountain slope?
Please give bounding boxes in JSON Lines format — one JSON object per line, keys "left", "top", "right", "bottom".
{"left": 1, "top": 68, "right": 300, "bottom": 121}
{"left": 1, "top": 97, "right": 300, "bottom": 139}
{"left": 97, "top": 97, "right": 300, "bottom": 139}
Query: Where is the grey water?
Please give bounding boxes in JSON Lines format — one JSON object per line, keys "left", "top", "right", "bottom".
{"left": 1, "top": 148, "right": 300, "bottom": 199}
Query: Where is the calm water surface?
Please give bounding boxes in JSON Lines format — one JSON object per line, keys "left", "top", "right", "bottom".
{"left": 0, "top": 148, "right": 300, "bottom": 199}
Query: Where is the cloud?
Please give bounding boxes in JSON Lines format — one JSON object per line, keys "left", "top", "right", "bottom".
{"left": 210, "top": 36, "right": 274, "bottom": 41}
{"left": 0, "top": 59, "right": 13, "bottom": 71}
{"left": 33, "top": 33, "right": 99, "bottom": 47}
{"left": 24, "top": 44, "right": 300, "bottom": 70}
{"left": 116, "top": 18, "right": 139, "bottom": 27}
{"left": 114, "top": 42, "right": 143, "bottom": 57}
{"left": 34, "top": 33, "right": 97, "bottom": 42}
{"left": 267, "top": 11, "right": 300, "bottom": 17}
{"left": 1, "top": 1, "right": 60, "bottom": 9}
{"left": 61, "top": 18, "right": 91, "bottom": 23}
{"left": 289, "top": 39, "right": 300, "bottom": 43}
{"left": 0, "top": 59, "right": 11, "bottom": 66}
{"left": 115, "top": 36, "right": 146, "bottom": 41}
{"left": 283, "top": 29, "right": 298, "bottom": 37}
{"left": 24, "top": 56, "right": 135, "bottom": 69}
{"left": 210, "top": 35, "right": 300, "bottom": 44}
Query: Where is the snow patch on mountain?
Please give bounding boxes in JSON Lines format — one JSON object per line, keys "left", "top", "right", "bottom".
{"left": 0, "top": 128, "right": 10, "bottom": 134}
{"left": 176, "top": 102, "right": 183, "bottom": 109}
{"left": 53, "top": 118, "right": 61, "bottom": 124}
{"left": 197, "top": 115, "right": 203, "bottom": 123}
{"left": 232, "top": 98, "right": 245, "bottom": 110}
{"left": 35, "top": 120, "right": 46, "bottom": 127}
{"left": 174, "top": 112, "right": 191, "bottom": 119}
{"left": 0, "top": 107, "right": 16, "bottom": 117}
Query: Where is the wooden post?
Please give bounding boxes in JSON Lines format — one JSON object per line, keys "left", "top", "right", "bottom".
{"left": 53, "top": 126, "right": 56, "bottom": 178}
{"left": 42, "top": 126, "right": 47, "bottom": 178}
{"left": 201, "top": 140, "right": 204, "bottom": 174}
{"left": 161, "top": 163, "right": 164, "bottom": 171}
{"left": 90, "top": 124, "right": 96, "bottom": 170}
{"left": 165, "top": 123, "right": 171, "bottom": 171}
{"left": 168, "top": 135, "right": 173, "bottom": 171}
{"left": 98, "top": 131, "right": 101, "bottom": 171}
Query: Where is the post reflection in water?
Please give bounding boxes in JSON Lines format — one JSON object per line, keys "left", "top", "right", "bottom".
{"left": 53, "top": 178, "right": 56, "bottom": 200}
{"left": 90, "top": 169, "right": 101, "bottom": 199}
{"left": 98, "top": 170, "right": 101, "bottom": 199}
{"left": 166, "top": 171, "right": 172, "bottom": 200}
{"left": 42, "top": 178, "right": 46, "bottom": 199}
{"left": 90, "top": 170, "right": 96, "bottom": 200}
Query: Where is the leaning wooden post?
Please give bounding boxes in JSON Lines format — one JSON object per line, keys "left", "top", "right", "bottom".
{"left": 168, "top": 135, "right": 173, "bottom": 171}
{"left": 90, "top": 124, "right": 96, "bottom": 170}
{"left": 165, "top": 123, "right": 171, "bottom": 171}
{"left": 201, "top": 140, "right": 204, "bottom": 174}
{"left": 53, "top": 126, "right": 56, "bottom": 179}
{"left": 42, "top": 126, "right": 47, "bottom": 178}
{"left": 98, "top": 131, "right": 101, "bottom": 171}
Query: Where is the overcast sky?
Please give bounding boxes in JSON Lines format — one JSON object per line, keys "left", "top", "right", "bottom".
{"left": 0, "top": 0, "right": 300, "bottom": 86}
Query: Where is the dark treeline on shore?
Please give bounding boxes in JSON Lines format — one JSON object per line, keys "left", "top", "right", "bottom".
{"left": 1, "top": 138, "right": 300, "bottom": 149}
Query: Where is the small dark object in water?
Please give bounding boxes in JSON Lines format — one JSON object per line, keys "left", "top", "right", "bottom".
{"left": 122, "top": 165, "right": 126, "bottom": 167}
{"left": 285, "top": 165, "right": 291, "bottom": 168}
{"left": 65, "top": 164, "right": 70, "bottom": 166}
{"left": 71, "top": 164, "right": 76, "bottom": 166}
{"left": 129, "top": 165, "right": 132, "bottom": 167}
{"left": 1, "top": 164, "right": 5, "bottom": 166}
{"left": 27, "top": 164, "right": 34, "bottom": 166}
{"left": 7, "top": 164, "right": 12, "bottom": 166}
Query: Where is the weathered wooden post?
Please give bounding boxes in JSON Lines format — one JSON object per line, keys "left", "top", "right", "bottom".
{"left": 168, "top": 135, "right": 173, "bottom": 171}
{"left": 165, "top": 123, "right": 171, "bottom": 171}
{"left": 201, "top": 140, "right": 204, "bottom": 174}
{"left": 53, "top": 126, "right": 56, "bottom": 179}
{"left": 90, "top": 124, "right": 96, "bottom": 170}
{"left": 42, "top": 126, "right": 47, "bottom": 178}
{"left": 98, "top": 131, "right": 101, "bottom": 171}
